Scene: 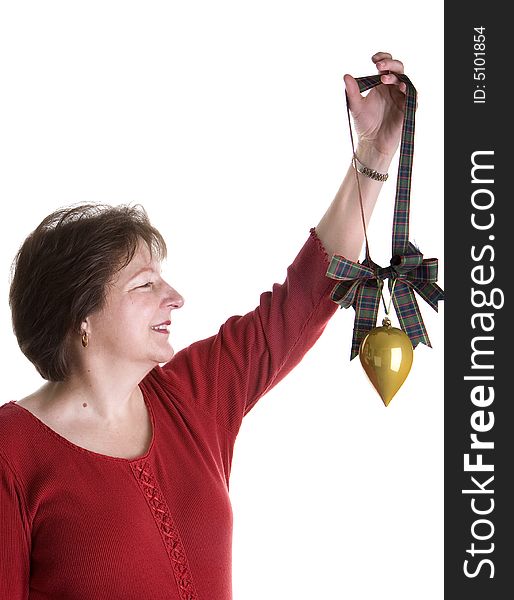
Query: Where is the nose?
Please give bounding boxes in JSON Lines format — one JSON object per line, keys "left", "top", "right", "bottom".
{"left": 164, "top": 285, "right": 184, "bottom": 310}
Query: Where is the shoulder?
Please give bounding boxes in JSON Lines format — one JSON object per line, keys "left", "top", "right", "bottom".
{"left": 140, "top": 365, "right": 178, "bottom": 399}
{"left": 4, "top": 383, "right": 60, "bottom": 431}
{"left": 10, "top": 392, "right": 48, "bottom": 421}
{"left": 0, "top": 391, "right": 48, "bottom": 467}
{"left": 1, "top": 388, "right": 47, "bottom": 439}
{"left": 0, "top": 401, "right": 28, "bottom": 467}
{"left": 0, "top": 400, "right": 25, "bottom": 432}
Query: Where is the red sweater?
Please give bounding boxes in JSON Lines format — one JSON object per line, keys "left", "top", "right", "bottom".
{"left": 0, "top": 228, "right": 338, "bottom": 600}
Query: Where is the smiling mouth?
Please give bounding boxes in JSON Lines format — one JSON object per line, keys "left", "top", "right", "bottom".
{"left": 150, "top": 321, "right": 171, "bottom": 334}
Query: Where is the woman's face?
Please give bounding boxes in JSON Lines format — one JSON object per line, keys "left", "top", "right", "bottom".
{"left": 84, "top": 241, "right": 184, "bottom": 369}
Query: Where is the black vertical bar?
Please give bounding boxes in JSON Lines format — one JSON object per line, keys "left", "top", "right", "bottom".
{"left": 445, "top": 3, "right": 510, "bottom": 598}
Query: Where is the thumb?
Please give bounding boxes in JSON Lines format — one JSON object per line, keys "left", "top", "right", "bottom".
{"left": 343, "top": 74, "right": 362, "bottom": 112}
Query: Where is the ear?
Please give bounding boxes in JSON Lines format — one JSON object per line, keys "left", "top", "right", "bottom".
{"left": 80, "top": 318, "right": 90, "bottom": 335}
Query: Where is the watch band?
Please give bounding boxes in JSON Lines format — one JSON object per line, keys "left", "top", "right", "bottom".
{"left": 352, "top": 154, "right": 389, "bottom": 182}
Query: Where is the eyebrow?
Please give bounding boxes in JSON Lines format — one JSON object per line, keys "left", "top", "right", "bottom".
{"left": 127, "top": 267, "right": 157, "bottom": 282}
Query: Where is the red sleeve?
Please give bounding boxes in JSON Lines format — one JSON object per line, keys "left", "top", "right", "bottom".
{"left": 160, "top": 227, "right": 339, "bottom": 436}
{"left": 0, "top": 453, "right": 31, "bottom": 599}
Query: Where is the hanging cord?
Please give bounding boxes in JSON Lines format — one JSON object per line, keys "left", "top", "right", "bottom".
{"left": 345, "top": 90, "right": 372, "bottom": 265}
{"left": 345, "top": 86, "right": 397, "bottom": 318}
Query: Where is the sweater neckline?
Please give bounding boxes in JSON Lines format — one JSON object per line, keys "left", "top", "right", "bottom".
{"left": 9, "top": 382, "right": 156, "bottom": 463}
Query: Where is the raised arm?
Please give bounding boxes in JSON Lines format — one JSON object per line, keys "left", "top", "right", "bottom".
{"left": 316, "top": 52, "right": 407, "bottom": 260}
{"left": 155, "top": 52, "right": 410, "bottom": 441}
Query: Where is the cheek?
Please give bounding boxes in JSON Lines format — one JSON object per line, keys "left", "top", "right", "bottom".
{"left": 121, "top": 296, "right": 158, "bottom": 327}
{"left": 91, "top": 294, "right": 158, "bottom": 336}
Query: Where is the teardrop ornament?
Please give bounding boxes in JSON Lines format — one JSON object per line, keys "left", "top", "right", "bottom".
{"left": 359, "top": 317, "right": 413, "bottom": 406}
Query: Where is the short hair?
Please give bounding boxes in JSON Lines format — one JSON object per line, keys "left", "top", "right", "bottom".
{"left": 8, "top": 203, "right": 167, "bottom": 382}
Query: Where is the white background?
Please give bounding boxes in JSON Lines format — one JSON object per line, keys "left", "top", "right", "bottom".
{"left": 0, "top": 2, "right": 444, "bottom": 598}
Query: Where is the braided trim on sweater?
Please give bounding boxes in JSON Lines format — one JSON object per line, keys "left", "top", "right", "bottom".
{"left": 131, "top": 460, "right": 199, "bottom": 600}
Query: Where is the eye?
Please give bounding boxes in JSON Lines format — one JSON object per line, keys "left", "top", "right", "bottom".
{"left": 138, "top": 281, "right": 154, "bottom": 289}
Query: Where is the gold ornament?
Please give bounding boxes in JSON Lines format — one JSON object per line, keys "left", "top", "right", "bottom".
{"left": 359, "top": 316, "right": 413, "bottom": 407}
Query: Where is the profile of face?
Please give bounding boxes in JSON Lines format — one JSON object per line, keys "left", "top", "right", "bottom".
{"left": 82, "top": 241, "right": 184, "bottom": 369}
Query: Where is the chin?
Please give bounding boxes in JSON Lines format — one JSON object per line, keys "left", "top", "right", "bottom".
{"left": 152, "top": 346, "right": 175, "bottom": 365}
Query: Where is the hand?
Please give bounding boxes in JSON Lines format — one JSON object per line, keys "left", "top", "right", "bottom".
{"left": 344, "top": 52, "right": 408, "bottom": 160}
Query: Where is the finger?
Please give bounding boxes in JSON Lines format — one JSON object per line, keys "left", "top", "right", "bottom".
{"left": 372, "top": 52, "right": 392, "bottom": 64}
{"left": 380, "top": 72, "right": 402, "bottom": 85}
{"left": 375, "top": 58, "right": 405, "bottom": 74}
{"left": 343, "top": 73, "right": 363, "bottom": 111}
{"left": 380, "top": 73, "right": 408, "bottom": 96}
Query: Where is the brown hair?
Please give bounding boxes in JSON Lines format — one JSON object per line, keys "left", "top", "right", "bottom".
{"left": 9, "top": 203, "right": 167, "bottom": 381}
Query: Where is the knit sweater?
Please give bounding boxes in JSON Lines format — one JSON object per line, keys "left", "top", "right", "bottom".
{"left": 0, "top": 228, "right": 339, "bottom": 600}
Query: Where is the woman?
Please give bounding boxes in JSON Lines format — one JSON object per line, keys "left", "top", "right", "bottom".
{"left": 1, "top": 52, "right": 407, "bottom": 599}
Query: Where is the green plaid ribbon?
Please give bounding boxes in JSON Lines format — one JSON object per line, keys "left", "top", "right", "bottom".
{"left": 327, "top": 73, "right": 444, "bottom": 360}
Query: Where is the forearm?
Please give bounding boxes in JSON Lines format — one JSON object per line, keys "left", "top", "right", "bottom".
{"left": 316, "top": 144, "right": 395, "bottom": 262}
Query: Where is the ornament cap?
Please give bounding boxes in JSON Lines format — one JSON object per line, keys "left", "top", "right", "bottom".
{"left": 382, "top": 316, "right": 392, "bottom": 328}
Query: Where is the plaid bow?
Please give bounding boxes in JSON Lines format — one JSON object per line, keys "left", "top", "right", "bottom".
{"left": 327, "top": 73, "right": 444, "bottom": 360}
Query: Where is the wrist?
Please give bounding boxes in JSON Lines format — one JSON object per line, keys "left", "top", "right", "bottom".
{"left": 355, "top": 143, "right": 395, "bottom": 174}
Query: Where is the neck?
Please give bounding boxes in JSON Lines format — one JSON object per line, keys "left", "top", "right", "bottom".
{"left": 44, "top": 357, "right": 155, "bottom": 424}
